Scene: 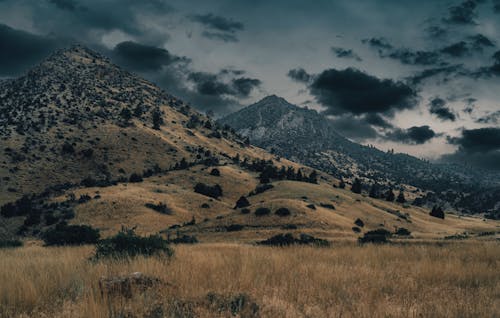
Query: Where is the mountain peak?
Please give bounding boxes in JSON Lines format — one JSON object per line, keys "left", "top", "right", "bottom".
{"left": 42, "top": 44, "right": 110, "bottom": 67}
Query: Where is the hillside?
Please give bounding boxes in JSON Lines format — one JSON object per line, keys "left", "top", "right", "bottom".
{"left": 0, "top": 46, "right": 497, "bottom": 242}
{"left": 219, "top": 95, "right": 500, "bottom": 216}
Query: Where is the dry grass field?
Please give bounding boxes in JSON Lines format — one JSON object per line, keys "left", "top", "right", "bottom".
{"left": 1, "top": 241, "right": 499, "bottom": 318}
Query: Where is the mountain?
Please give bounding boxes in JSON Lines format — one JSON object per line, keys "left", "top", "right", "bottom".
{"left": 0, "top": 46, "right": 496, "bottom": 241}
{"left": 219, "top": 95, "right": 500, "bottom": 216}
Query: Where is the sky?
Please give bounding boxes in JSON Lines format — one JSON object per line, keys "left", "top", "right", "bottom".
{"left": 0, "top": 0, "right": 499, "bottom": 170}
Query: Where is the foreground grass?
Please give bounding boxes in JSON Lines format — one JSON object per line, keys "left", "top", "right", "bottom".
{"left": 0, "top": 242, "right": 499, "bottom": 317}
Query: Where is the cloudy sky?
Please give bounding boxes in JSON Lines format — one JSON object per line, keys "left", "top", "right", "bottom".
{"left": 1, "top": 0, "right": 499, "bottom": 170}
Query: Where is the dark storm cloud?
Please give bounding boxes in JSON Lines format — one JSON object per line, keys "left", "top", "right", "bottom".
{"left": 443, "top": 127, "right": 500, "bottom": 170}
{"left": 441, "top": 41, "right": 470, "bottom": 57}
{"left": 449, "top": 127, "right": 500, "bottom": 152}
{"left": 495, "top": 0, "right": 500, "bottom": 12}
{"left": 362, "top": 37, "right": 440, "bottom": 66}
{"left": 328, "top": 115, "right": 379, "bottom": 141}
{"left": 428, "top": 97, "right": 457, "bottom": 121}
{"left": 387, "top": 125, "right": 437, "bottom": 144}
{"left": 443, "top": 0, "right": 480, "bottom": 25}
{"left": 473, "top": 50, "right": 500, "bottom": 77}
{"left": 476, "top": 110, "right": 500, "bottom": 124}
{"left": 361, "top": 37, "right": 393, "bottom": 51}
{"left": 364, "top": 113, "right": 394, "bottom": 128}
{"left": 469, "top": 34, "right": 495, "bottom": 50}
{"left": 188, "top": 71, "right": 260, "bottom": 98}
{"left": 232, "top": 77, "right": 262, "bottom": 97}
{"left": 48, "top": 0, "right": 81, "bottom": 11}
{"left": 309, "top": 68, "right": 417, "bottom": 116}
{"left": 409, "top": 64, "right": 466, "bottom": 85}
{"left": 189, "top": 13, "right": 244, "bottom": 33}
{"left": 425, "top": 25, "right": 448, "bottom": 39}
{"left": 112, "top": 41, "right": 190, "bottom": 72}
{"left": 287, "top": 68, "right": 312, "bottom": 83}
{"left": 201, "top": 31, "right": 238, "bottom": 43}
{"left": 0, "top": 24, "right": 65, "bottom": 76}
{"left": 331, "top": 47, "right": 362, "bottom": 61}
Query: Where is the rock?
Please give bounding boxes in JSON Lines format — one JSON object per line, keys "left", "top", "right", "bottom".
{"left": 98, "top": 272, "right": 164, "bottom": 298}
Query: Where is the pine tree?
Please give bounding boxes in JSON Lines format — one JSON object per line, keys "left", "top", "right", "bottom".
{"left": 351, "top": 178, "right": 362, "bottom": 194}
{"left": 369, "top": 183, "right": 379, "bottom": 198}
{"left": 396, "top": 189, "right": 406, "bottom": 203}
{"left": 385, "top": 188, "right": 395, "bottom": 202}
{"left": 152, "top": 108, "right": 164, "bottom": 130}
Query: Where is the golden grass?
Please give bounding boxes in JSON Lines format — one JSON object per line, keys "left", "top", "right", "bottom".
{"left": 1, "top": 242, "right": 499, "bottom": 317}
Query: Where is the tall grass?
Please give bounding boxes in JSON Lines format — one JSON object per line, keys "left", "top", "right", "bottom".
{"left": 0, "top": 242, "right": 498, "bottom": 317}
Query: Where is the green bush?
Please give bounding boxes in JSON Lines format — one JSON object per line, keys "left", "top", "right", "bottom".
{"left": 43, "top": 223, "right": 100, "bottom": 246}
{"left": 275, "top": 208, "right": 291, "bottom": 216}
{"left": 255, "top": 207, "right": 271, "bottom": 216}
{"left": 0, "top": 239, "right": 23, "bottom": 248}
{"left": 358, "top": 229, "right": 391, "bottom": 244}
{"left": 194, "top": 183, "right": 223, "bottom": 199}
{"left": 258, "top": 233, "right": 330, "bottom": 247}
{"left": 95, "top": 228, "right": 173, "bottom": 259}
{"left": 395, "top": 227, "right": 411, "bottom": 236}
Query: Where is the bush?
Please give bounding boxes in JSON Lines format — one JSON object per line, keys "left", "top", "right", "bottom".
{"left": 275, "top": 208, "right": 291, "bottom": 217}
{"left": 209, "top": 168, "right": 220, "bottom": 176}
{"left": 241, "top": 208, "right": 250, "bottom": 214}
{"left": 306, "top": 204, "right": 316, "bottom": 210}
{"left": 395, "top": 227, "right": 411, "bottom": 236}
{"left": 129, "top": 173, "right": 143, "bottom": 183}
{"left": 258, "top": 233, "right": 330, "bottom": 247}
{"left": 352, "top": 226, "right": 361, "bottom": 233}
{"left": 0, "top": 239, "right": 23, "bottom": 248}
{"left": 43, "top": 223, "right": 100, "bottom": 246}
{"left": 234, "top": 196, "right": 250, "bottom": 209}
{"left": 429, "top": 206, "right": 445, "bottom": 219}
{"left": 248, "top": 184, "right": 274, "bottom": 196}
{"left": 358, "top": 229, "right": 391, "bottom": 244}
{"left": 255, "top": 207, "right": 271, "bottom": 216}
{"left": 95, "top": 228, "right": 173, "bottom": 259}
{"left": 194, "top": 183, "right": 223, "bottom": 199}
{"left": 319, "top": 203, "right": 335, "bottom": 210}
{"left": 168, "top": 235, "right": 198, "bottom": 244}
{"left": 226, "top": 224, "right": 244, "bottom": 232}
{"left": 354, "top": 218, "right": 364, "bottom": 227}
{"left": 145, "top": 202, "right": 171, "bottom": 214}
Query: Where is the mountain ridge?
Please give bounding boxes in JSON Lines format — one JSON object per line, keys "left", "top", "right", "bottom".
{"left": 219, "top": 95, "right": 500, "bottom": 216}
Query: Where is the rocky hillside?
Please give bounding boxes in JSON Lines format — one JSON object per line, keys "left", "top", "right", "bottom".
{"left": 219, "top": 95, "right": 500, "bottom": 216}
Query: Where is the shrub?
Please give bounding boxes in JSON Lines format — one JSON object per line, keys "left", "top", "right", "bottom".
{"left": 275, "top": 208, "right": 291, "bottom": 217}
{"left": 306, "top": 204, "right": 316, "bottom": 210}
{"left": 319, "top": 203, "right": 335, "bottom": 210}
{"left": 352, "top": 226, "right": 361, "bottom": 233}
{"left": 255, "top": 207, "right": 271, "bottom": 216}
{"left": 395, "top": 227, "right": 411, "bottom": 236}
{"left": 201, "top": 203, "right": 210, "bottom": 209}
{"left": 351, "top": 178, "right": 362, "bottom": 194}
{"left": 248, "top": 184, "right": 274, "bottom": 196}
{"left": 258, "top": 233, "right": 330, "bottom": 247}
{"left": 209, "top": 168, "right": 220, "bottom": 176}
{"left": 241, "top": 208, "right": 250, "bottom": 214}
{"left": 226, "top": 224, "right": 244, "bottom": 232}
{"left": 354, "top": 218, "right": 364, "bottom": 227}
{"left": 234, "top": 196, "right": 250, "bottom": 209}
{"left": 129, "top": 173, "right": 143, "bottom": 183}
{"left": 282, "top": 224, "right": 298, "bottom": 230}
{"left": 95, "top": 228, "right": 173, "bottom": 259}
{"left": 430, "top": 206, "right": 445, "bottom": 219}
{"left": 358, "top": 229, "right": 391, "bottom": 244}
{"left": 194, "top": 183, "right": 223, "bottom": 199}
{"left": 145, "top": 202, "right": 171, "bottom": 214}
{"left": 43, "top": 223, "right": 100, "bottom": 246}
{"left": 169, "top": 235, "right": 198, "bottom": 244}
{"left": 0, "top": 239, "right": 23, "bottom": 248}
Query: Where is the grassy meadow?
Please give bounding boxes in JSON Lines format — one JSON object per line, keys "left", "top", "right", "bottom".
{"left": 0, "top": 241, "right": 499, "bottom": 318}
